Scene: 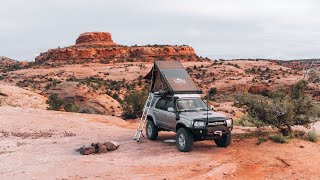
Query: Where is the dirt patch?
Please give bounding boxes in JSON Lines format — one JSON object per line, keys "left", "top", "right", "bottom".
{"left": 0, "top": 130, "right": 76, "bottom": 139}
{"left": 10, "top": 131, "right": 54, "bottom": 139}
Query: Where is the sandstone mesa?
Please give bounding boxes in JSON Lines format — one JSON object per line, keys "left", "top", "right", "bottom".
{"left": 35, "top": 32, "right": 199, "bottom": 63}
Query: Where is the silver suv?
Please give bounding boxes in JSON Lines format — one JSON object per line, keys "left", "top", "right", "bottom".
{"left": 146, "top": 93, "right": 233, "bottom": 152}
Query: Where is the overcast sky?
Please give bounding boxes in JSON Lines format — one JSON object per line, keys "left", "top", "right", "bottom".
{"left": 1, "top": 0, "right": 320, "bottom": 61}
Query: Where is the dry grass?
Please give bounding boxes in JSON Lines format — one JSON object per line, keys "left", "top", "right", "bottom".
{"left": 269, "top": 134, "right": 288, "bottom": 143}
{"left": 306, "top": 131, "right": 319, "bottom": 142}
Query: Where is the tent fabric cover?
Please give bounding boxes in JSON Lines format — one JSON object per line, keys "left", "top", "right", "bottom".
{"left": 144, "top": 61, "right": 201, "bottom": 94}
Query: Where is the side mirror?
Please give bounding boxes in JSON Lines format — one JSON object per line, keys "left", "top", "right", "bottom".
{"left": 167, "top": 107, "right": 175, "bottom": 112}
{"left": 210, "top": 105, "right": 214, "bottom": 111}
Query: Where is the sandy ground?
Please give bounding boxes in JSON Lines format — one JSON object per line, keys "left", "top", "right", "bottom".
{"left": 0, "top": 107, "right": 320, "bottom": 180}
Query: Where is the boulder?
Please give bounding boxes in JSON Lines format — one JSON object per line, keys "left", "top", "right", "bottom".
{"left": 104, "top": 141, "right": 119, "bottom": 151}
{"left": 78, "top": 141, "right": 119, "bottom": 155}
{"left": 78, "top": 145, "right": 96, "bottom": 155}
{"left": 96, "top": 143, "right": 107, "bottom": 153}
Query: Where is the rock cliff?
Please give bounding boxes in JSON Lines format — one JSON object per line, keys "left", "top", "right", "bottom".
{"left": 35, "top": 32, "right": 199, "bottom": 63}
{"left": 75, "top": 32, "right": 117, "bottom": 46}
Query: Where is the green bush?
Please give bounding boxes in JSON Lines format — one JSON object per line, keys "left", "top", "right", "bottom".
{"left": 237, "top": 80, "right": 319, "bottom": 135}
{"left": 64, "top": 103, "right": 79, "bottom": 112}
{"left": 256, "top": 137, "right": 268, "bottom": 145}
{"left": 207, "top": 87, "right": 217, "bottom": 100}
{"left": 269, "top": 134, "right": 288, "bottom": 143}
{"left": 122, "top": 90, "right": 148, "bottom": 119}
{"left": 306, "top": 131, "right": 318, "bottom": 142}
{"left": 234, "top": 114, "right": 256, "bottom": 127}
{"left": 46, "top": 93, "right": 64, "bottom": 111}
{"left": 265, "top": 67, "right": 270, "bottom": 72}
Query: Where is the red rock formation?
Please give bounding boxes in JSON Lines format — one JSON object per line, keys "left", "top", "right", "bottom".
{"left": 0, "top": 56, "right": 18, "bottom": 66}
{"left": 75, "top": 32, "right": 117, "bottom": 46}
{"left": 35, "top": 32, "right": 199, "bottom": 63}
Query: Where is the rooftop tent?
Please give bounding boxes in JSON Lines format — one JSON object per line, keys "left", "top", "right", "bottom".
{"left": 144, "top": 61, "right": 201, "bottom": 94}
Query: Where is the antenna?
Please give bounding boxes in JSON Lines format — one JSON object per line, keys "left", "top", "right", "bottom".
{"left": 206, "top": 92, "right": 209, "bottom": 125}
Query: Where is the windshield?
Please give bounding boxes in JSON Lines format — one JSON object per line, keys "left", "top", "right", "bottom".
{"left": 177, "top": 98, "right": 208, "bottom": 112}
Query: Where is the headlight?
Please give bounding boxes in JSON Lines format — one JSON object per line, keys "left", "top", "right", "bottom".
{"left": 193, "top": 121, "right": 206, "bottom": 127}
{"left": 225, "top": 119, "right": 233, "bottom": 127}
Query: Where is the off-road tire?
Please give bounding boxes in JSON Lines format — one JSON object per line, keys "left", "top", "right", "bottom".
{"left": 146, "top": 120, "right": 158, "bottom": 140}
{"left": 214, "top": 132, "right": 231, "bottom": 147}
{"left": 176, "top": 127, "right": 194, "bottom": 152}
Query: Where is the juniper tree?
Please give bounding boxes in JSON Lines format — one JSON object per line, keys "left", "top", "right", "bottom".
{"left": 237, "top": 80, "right": 319, "bottom": 135}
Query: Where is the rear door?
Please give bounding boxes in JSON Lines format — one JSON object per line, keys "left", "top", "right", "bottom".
{"left": 153, "top": 98, "right": 167, "bottom": 127}
{"left": 162, "top": 99, "right": 176, "bottom": 131}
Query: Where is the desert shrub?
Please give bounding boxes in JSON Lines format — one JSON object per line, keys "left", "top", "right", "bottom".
{"left": 234, "top": 114, "right": 257, "bottom": 127}
{"left": 269, "top": 134, "right": 288, "bottom": 143}
{"left": 64, "top": 103, "right": 79, "bottom": 112}
{"left": 308, "top": 69, "right": 320, "bottom": 83}
{"left": 292, "top": 130, "right": 306, "bottom": 138}
{"left": 256, "top": 137, "right": 268, "bottom": 145}
{"left": 207, "top": 87, "right": 217, "bottom": 100}
{"left": 45, "top": 83, "right": 52, "bottom": 90}
{"left": 245, "top": 67, "right": 256, "bottom": 74}
{"left": 122, "top": 90, "right": 148, "bottom": 119}
{"left": 111, "top": 92, "right": 122, "bottom": 103}
{"left": 2, "top": 63, "right": 22, "bottom": 72}
{"left": 236, "top": 80, "right": 319, "bottom": 135}
{"left": 100, "top": 59, "right": 110, "bottom": 64}
{"left": 195, "top": 73, "right": 201, "bottom": 79}
{"left": 305, "top": 131, "right": 318, "bottom": 142}
{"left": 234, "top": 64, "right": 240, "bottom": 68}
{"left": 46, "top": 93, "right": 64, "bottom": 111}
{"left": 193, "top": 65, "right": 197, "bottom": 70}
{"left": 265, "top": 67, "right": 270, "bottom": 72}
{"left": 137, "top": 79, "right": 142, "bottom": 86}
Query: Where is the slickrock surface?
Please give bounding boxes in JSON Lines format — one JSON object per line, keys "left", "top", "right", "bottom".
{"left": 0, "top": 106, "right": 319, "bottom": 179}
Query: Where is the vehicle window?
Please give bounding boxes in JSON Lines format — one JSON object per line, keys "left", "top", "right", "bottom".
{"left": 177, "top": 98, "right": 208, "bottom": 112}
{"left": 165, "top": 100, "right": 174, "bottom": 110}
{"left": 155, "top": 98, "right": 166, "bottom": 110}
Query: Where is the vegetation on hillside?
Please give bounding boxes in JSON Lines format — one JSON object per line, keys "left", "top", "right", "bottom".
{"left": 46, "top": 93, "right": 80, "bottom": 112}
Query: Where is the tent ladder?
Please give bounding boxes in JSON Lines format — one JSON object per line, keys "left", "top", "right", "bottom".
{"left": 133, "top": 93, "right": 155, "bottom": 142}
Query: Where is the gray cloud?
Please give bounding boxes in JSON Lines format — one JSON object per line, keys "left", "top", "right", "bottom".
{"left": 1, "top": 0, "right": 320, "bottom": 61}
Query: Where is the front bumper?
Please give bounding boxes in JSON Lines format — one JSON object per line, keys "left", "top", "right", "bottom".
{"left": 192, "top": 125, "right": 233, "bottom": 141}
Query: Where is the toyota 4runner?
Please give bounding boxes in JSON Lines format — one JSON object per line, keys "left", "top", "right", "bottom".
{"left": 146, "top": 93, "right": 233, "bottom": 152}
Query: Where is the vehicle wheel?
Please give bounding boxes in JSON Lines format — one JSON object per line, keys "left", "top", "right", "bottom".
{"left": 176, "top": 127, "right": 194, "bottom": 152}
{"left": 214, "top": 132, "right": 231, "bottom": 147}
{"left": 146, "top": 119, "right": 158, "bottom": 140}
